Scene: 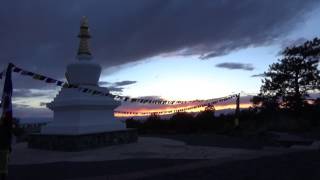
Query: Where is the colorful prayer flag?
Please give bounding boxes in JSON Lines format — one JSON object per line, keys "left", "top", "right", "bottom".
{"left": 82, "top": 88, "right": 89, "bottom": 93}
{"left": 45, "top": 78, "right": 57, "bottom": 83}
{"left": 33, "top": 74, "right": 46, "bottom": 80}
{"left": 21, "top": 70, "right": 34, "bottom": 76}
{"left": 56, "top": 81, "right": 64, "bottom": 86}
{"left": 13, "top": 67, "right": 22, "bottom": 73}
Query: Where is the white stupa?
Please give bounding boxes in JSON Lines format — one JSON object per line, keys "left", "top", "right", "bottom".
{"left": 41, "top": 17, "right": 126, "bottom": 135}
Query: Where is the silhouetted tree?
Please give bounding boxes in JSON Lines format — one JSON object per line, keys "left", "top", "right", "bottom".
{"left": 146, "top": 113, "right": 162, "bottom": 122}
{"left": 255, "top": 38, "right": 320, "bottom": 112}
{"left": 251, "top": 95, "right": 279, "bottom": 111}
{"left": 170, "top": 112, "right": 194, "bottom": 133}
{"left": 315, "top": 98, "right": 320, "bottom": 106}
{"left": 195, "top": 108, "right": 215, "bottom": 122}
{"left": 125, "top": 118, "right": 142, "bottom": 128}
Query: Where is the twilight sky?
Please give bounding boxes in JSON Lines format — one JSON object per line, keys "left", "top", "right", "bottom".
{"left": 0, "top": 0, "right": 320, "bottom": 117}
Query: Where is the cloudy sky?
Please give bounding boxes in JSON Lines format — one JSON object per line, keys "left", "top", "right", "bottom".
{"left": 0, "top": 0, "right": 320, "bottom": 117}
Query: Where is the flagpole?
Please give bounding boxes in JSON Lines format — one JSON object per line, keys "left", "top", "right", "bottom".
{"left": 1, "top": 63, "right": 14, "bottom": 125}
{"left": 234, "top": 93, "right": 240, "bottom": 128}
{"left": 0, "top": 63, "right": 14, "bottom": 179}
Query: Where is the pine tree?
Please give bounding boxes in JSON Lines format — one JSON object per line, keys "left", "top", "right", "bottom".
{"left": 256, "top": 38, "right": 320, "bottom": 112}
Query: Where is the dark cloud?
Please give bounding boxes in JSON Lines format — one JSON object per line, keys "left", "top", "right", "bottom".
{"left": 215, "top": 62, "right": 254, "bottom": 71}
{"left": 13, "top": 88, "right": 52, "bottom": 98}
{"left": 99, "top": 80, "right": 137, "bottom": 87}
{"left": 98, "top": 80, "right": 137, "bottom": 92}
{"left": 114, "top": 80, "right": 137, "bottom": 86}
{"left": 251, "top": 73, "right": 266, "bottom": 78}
{"left": 107, "top": 86, "right": 124, "bottom": 92}
{"left": 0, "top": 0, "right": 318, "bottom": 90}
{"left": 39, "top": 102, "right": 48, "bottom": 107}
{"left": 13, "top": 105, "right": 52, "bottom": 118}
{"left": 13, "top": 103, "right": 32, "bottom": 109}
{"left": 98, "top": 81, "right": 111, "bottom": 86}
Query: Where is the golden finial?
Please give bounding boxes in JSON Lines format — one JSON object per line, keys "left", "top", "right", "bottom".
{"left": 77, "top": 16, "right": 92, "bottom": 60}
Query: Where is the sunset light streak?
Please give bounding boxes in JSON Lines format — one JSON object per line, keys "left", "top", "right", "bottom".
{"left": 114, "top": 102, "right": 252, "bottom": 118}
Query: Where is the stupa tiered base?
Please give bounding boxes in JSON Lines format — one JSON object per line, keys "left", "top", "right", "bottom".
{"left": 28, "top": 129, "right": 138, "bottom": 151}
{"left": 26, "top": 87, "right": 138, "bottom": 151}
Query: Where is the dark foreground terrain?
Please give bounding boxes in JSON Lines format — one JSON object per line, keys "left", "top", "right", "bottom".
{"left": 143, "top": 150, "right": 320, "bottom": 180}
{"left": 7, "top": 150, "right": 320, "bottom": 180}
{"left": 9, "top": 159, "right": 201, "bottom": 180}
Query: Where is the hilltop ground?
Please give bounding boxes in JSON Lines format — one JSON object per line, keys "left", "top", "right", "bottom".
{"left": 8, "top": 132, "right": 320, "bottom": 180}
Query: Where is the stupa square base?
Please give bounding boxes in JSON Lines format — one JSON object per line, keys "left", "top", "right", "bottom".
{"left": 27, "top": 129, "right": 138, "bottom": 151}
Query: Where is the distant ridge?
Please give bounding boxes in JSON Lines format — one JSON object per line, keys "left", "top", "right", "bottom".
{"left": 17, "top": 117, "right": 52, "bottom": 124}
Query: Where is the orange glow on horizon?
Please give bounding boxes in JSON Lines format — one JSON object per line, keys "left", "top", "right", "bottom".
{"left": 114, "top": 103, "right": 252, "bottom": 118}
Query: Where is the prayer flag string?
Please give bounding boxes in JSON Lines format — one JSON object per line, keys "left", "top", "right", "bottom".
{"left": 114, "top": 94, "right": 239, "bottom": 116}
{"left": 8, "top": 63, "right": 239, "bottom": 105}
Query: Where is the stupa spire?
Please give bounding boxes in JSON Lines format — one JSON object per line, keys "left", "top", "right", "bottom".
{"left": 77, "top": 16, "right": 92, "bottom": 60}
